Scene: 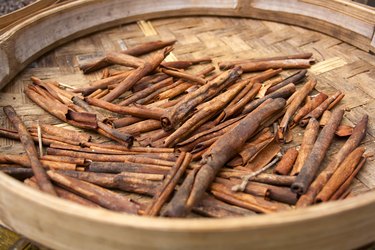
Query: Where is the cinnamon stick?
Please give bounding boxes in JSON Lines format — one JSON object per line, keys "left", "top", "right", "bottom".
{"left": 160, "top": 68, "right": 207, "bottom": 85}
{"left": 102, "top": 47, "right": 172, "bottom": 102}
{"left": 238, "top": 59, "right": 314, "bottom": 72}
{"left": 163, "top": 98, "right": 285, "bottom": 217}
{"left": 299, "top": 91, "right": 343, "bottom": 127}
{"left": 316, "top": 147, "right": 365, "bottom": 202}
{"left": 145, "top": 152, "right": 192, "bottom": 216}
{"left": 241, "top": 83, "right": 295, "bottom": 115}
{"left": 278, "top": 79, "right": 317, "bottom": 141}
{"left": 296, "top": 115, "right": 368, "bottom": 207}
{"left": 3, "top": 106, "right": 56, "bottom": 196}
{"left": 25, "top": 177, "right": 101, "bottom": 208}
{"left": 291, "top": 109, "right": 344, "bottom": 195}
{"left": 330, "top": 157, "right": 366, "bottom": 201}
{"left": 47, "top": 170, "right": 139, "bottom": 213}
{"left": 85, "top": 97, "right": 164, "bottom": 120}
{"left": 292, "top": 92, "right": 328, "bottom": 125}
{"left": 266, "top": 69, "right": 307, "bottom": 94}
{"left": 119, "top": 77, "right": 173, "bottom": 106}
{"left": 161, "top": 67, "right": 242, "bottom": 131}
{"left": 79, "top": 39, "right": 176, "bottom": 73}
{"left": 290, "top": 118, "right": 320, "bottom": 176}
{"left": 219, "top": 53, "right": 313, "bottom": 70}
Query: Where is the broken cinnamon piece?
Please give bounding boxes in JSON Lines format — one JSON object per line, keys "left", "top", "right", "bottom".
{"left": 273, "top": 148, "right": 299, "bottom": 175}
{"left": 3, "top": 106, "right": 57, "bottom": 196}
{"left": 291, "top": 109, "right": 344, "bottom": 195}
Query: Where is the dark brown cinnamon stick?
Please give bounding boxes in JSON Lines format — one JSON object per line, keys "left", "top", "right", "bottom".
{"left": 292, "top": 92, "right": 328, "bottom": 125}
{"left": 3, "top": 106, "right": 56, "bottom": 196}
{"left": 291, "top": 109, "right": 344, "bottom": 195}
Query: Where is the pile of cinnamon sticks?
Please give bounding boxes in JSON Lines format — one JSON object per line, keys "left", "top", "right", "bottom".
{"left": 0, "top": 39, "right": 369, "bottom": 218}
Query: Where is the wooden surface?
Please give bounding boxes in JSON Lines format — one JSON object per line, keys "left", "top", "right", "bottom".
{"left": 0, "top": 0, "right": 375, "bottom": 249}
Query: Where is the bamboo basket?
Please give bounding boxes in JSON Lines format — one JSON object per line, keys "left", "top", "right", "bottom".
{"left": 0, "top": 0, "right": 375, "bottom": 249}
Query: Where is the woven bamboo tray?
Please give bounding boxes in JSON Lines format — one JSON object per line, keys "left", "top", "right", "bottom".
{"left": 0, "top": 0, "right": 375, "bottom": 249}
